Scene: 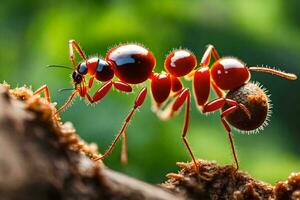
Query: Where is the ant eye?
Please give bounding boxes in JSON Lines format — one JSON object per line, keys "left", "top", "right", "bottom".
{"left": 72, "top": 71, "right": 83, "bottom": 83}
{"left": 77, "top": 62, "right": 88, "bottom": 75}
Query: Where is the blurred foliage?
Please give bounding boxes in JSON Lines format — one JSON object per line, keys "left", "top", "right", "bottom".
{"left": 1, "top": 0, "right": 299, "bottom": 184}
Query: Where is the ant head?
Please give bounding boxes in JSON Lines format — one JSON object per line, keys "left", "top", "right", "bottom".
{"left": 72, "top": 62, "right": 88, "bottom": 84}
{"left": 72, "top": 71, "right": 83, "bottom": 84}
{"left": 222, "top": 82, "right": 271, "bottom": 133}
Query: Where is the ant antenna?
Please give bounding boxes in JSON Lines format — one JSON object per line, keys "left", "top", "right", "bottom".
{"left": 249, "top": 66, "right": 297, "bottom": 80}
{"left": 58, "top": 88, "right": 75, "bottom": 93}
{"left": 47, "top": 65, "right": 73, "bottom": 70}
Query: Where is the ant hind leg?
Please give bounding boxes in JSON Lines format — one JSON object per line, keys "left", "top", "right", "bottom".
{"left": 202, "top": 97, "right": 249, "bottom": 171}
{"left": 221, "top": 105, "right": 240, "bottom": 171}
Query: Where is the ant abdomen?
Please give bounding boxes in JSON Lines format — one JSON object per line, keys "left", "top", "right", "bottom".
{"left": 222, "top": 82, "right": 271, "bottom": 133}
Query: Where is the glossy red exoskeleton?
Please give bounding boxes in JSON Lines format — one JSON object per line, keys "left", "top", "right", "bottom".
{"left": 34, "top": 41, "right": 297, "bottom": 170}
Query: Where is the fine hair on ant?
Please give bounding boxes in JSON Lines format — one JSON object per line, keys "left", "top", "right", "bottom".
{"left": 34, "top": 41, "right": 297, "bottom": 170}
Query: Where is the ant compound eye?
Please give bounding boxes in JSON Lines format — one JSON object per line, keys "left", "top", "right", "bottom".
{"left": 72, "top": 71, "right": 83, "bottom": 83}
{"left": 164, "top": 49, "right": 197, "bottom": 77}
{"left": 77, "top": 62, "right": 88, "bottom": 75}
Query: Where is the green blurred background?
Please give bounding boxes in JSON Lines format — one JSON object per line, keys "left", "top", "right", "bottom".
{"left": 1, "top": 0, "right": 299, "bottom": 184}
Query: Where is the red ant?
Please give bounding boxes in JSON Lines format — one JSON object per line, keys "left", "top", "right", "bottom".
{"left": 34, "top": 40, "right": 297, "bottom": 170}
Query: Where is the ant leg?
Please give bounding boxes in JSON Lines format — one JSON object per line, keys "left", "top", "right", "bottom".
{"left": 69, "top": 39, "right": 87, "bottom": 66}
{"left": 88, "top": 81, "right": 133, "bottom": 163}
{"left": 55, "top": 90, "right": 78, "bottom": 115}
{"left": 185, "top": 44, "right": 220, "bottom": 81}
{"left": 154, "top": 92, "right": 180, "bottom": 120}
{"left": 121, "top": 130, "right": 128, "bottom": 165}
{"left": 185, "top": 45, "right": 220, "bottom": 80}
{"left": 113, "top": 81, "right": 133, "bottom": 93}
{"left": 92, "top": 81, "right": 113, "bottom": 102}
{"left": 203, "top": 98, "right": 251, "bottom": 119}
{"left": 34, "top": 85, "right": 51, "bottom": 103}
{"left": 200, "top": 44, "right": 220, "bottom": 67}
{"left": 112, "top": 81, "right": 133, "bottom": 164}
{"left": 192, "top": 67, "right": 224, "bottom": 111}
{"left": 88, "top": 76, "right": 95, "bottom": 89}
{"left": 221, "top": 105, "right": 240, "bottom": 170}
{"left": 193, "top": 67, "right": 210, "bottom": 110}
{"left": 155, "top": 89, "right": 198, "bottom": 170}
{"left": 88, "top": 80, "right": 133, "bottom": 104}
{"left": 85, "top": 92, "right": 93, "bottom": 104}
{"left": 178, "top": 89, "right": 199, "bottom": 170}
{"left": 94, "top": 87, "right": 147, "bottom": 161}
{"left": 202, "top": 98, "right": 250, "bottom": 170}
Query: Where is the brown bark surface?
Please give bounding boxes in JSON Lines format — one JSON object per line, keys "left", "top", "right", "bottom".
{"left": 163, "top": 161, "right": 300, "bottom": 199}
{"left": 0, "top": 84, "right": 182, "bottom": 200}
{"left": 0, "top": 83, "right": 299, "bottom": 200}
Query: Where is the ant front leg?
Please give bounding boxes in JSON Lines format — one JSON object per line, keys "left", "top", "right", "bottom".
{"left": 202, "top": 98, "right": 250, "bottom": 170}
{"left": 34, "top": 84, "right": 79, "bottom": 115}
{"left": 34, "top": 84, "right": 51, "bottom": 103}
{"left": 69, "top": 39, "right": 87, "bottom": 66}
{"left": 88, "top": 80, "right": 133, "bottom": 164}
{"left": 87, "top": 80, "right": 133, "bottom": 103}
{"left": 94, "top": 87, "right": 147, "bottom": 162}
{"left": 55, "top": 90, "right": 78, "bottom": 115}
{"left": 220, "top": 105, "right": 240, "bottom": 171}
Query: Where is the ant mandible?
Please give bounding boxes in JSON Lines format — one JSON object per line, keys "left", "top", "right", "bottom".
{"left": 34, "top": 40, "right": 297, "bottom": 170}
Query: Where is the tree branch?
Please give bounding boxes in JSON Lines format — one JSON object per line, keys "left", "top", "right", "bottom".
{"left": 0, "top": 83, "right": 182, "bottom": 200}
{"left": 0, "top": 83, "right": 299, "bottom": 200}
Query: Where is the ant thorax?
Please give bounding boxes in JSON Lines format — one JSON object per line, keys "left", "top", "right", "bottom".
{"left": 222, "top": 82, "right": 271, "bottom": 133}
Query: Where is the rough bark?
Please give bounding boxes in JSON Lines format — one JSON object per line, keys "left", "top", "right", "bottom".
{"left": 0, "top": 84, "right": 182, "bottom": 200}
{"left": 163, "top": 161, "right": 300, "bottom": 200}
{"left": 0, "top": 83, "right": 299, "bottom": 200}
